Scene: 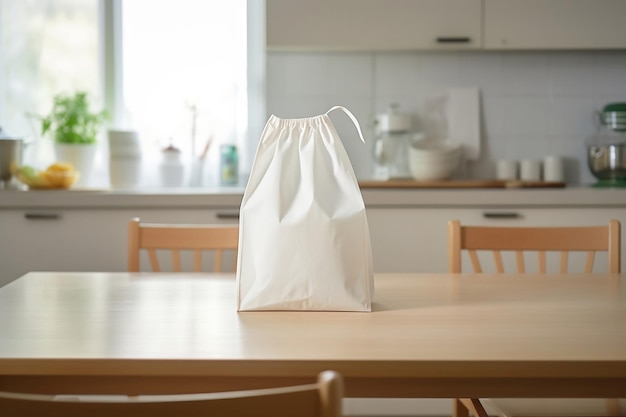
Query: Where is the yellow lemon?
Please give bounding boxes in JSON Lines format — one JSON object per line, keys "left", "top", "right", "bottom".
{"left": 46, "top": 162, "right": 75, "bottom": 173}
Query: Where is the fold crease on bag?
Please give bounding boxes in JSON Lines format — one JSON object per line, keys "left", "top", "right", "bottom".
{"left": 236, "top": 106, "right": 374, "bottom": 311}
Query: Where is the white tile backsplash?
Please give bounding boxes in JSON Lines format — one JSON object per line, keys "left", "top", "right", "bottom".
{"left": 594, "top": 52, "right": 626, "bottom": 96}
{"left": 548, "top": 52, "right": 596, "bottom": 97}
{"left": 374, "top": 53, "right": 421, "bottom": 96}
{"left": 501, "top": 97, "right": 550, "bottom": 136}
{"left": 327, "top": 53, "right": 374, "bottom": 97}
{"left": 501, "top": 53, "right": 551, "bottom": 97}
{"left": 547, "top": 97, "right": 598, "bottom": 136}
{"left": 266, "top": 50, "right": 626, "bottom": 184}
{"left": 456, "top": 52, "right": 504, "bottom": 96}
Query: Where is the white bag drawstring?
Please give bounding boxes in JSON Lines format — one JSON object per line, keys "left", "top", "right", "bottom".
{"left": 326, "top": 106, "right": 366, "bottom": 143}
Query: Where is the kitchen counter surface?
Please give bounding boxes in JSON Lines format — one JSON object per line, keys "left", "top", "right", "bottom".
{"left": 0, "top": 185, "right": 625, "bottom": 209}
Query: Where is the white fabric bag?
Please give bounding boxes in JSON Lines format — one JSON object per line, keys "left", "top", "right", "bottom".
{"left": 236, "top": 106, "right": 374, "bottom": 311}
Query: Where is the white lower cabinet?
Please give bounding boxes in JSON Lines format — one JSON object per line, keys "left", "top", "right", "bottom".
{"left": 3, "top": 205, "right": 623, "bottom": 288}
{"left": 0, "top": 208, "right": 240, "bottom": 288}
{"left": 367, "top": 207, "right": 626, "bottom": 273}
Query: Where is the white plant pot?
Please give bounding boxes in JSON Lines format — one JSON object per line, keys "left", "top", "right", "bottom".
{"left": 54, "top": 143, "right": 97, "bottom": 187}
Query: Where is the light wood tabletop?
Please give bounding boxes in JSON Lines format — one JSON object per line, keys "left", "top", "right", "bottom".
{"left": 0, "top": 272, "right": 624, "bottom": 399}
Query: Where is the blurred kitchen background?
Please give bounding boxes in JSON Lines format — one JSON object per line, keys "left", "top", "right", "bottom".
{"left": 268, "top": 50, "right": 626, "bottom": 185}
{"left": 1, "top": 0, "right": 625, "bottom": 188}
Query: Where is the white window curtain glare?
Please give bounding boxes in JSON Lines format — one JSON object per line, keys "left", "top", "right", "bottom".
{"left": 0, "top": 0, "right": 259, "bottom": 188}
{"left": 0, "top": 0, "right": 101, "bottom": 169}
{"left": 114, "top": 0, "right": 250, "bottom": 188}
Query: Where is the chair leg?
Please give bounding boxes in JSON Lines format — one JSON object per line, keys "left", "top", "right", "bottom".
{"left": 453, "top": 398, "right": 470, "bottom": 417}
{"left": 458, "top": 398, "right": 490, "bottom": 417}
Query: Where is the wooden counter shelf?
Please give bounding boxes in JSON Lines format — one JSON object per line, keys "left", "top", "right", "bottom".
{"left": 358, "top": 180, "right": 567, "bottom": 189}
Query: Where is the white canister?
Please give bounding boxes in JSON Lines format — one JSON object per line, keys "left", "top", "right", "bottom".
{"left": 495, "top": 160, "right": 518, "bottom": 180}
{"left": 159, "top": 146, "right": 184, "bottom": 187}
{"left": 109, "top": 157, "right": 141, "bottom": 189}
{"left": 108, "top": 130, "right": 141, "bottom": 159}
{"left": 543, "top": 156, "right": 564, "bottom": 182}
{"left": 520, "top": 159, "right": 542, "bottom": 181}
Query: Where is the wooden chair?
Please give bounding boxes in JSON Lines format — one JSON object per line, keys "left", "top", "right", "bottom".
{"left": 448, "top": 219, "right": 621, "bottom": 274}
{"left": 448, "top": 219, "right": 622, "bottom": 417}
{"left": 0, "top": 370, "right": 344, "bottom": 417}
{"left": 128, "top": 217, "right": 239, "bottom": 272}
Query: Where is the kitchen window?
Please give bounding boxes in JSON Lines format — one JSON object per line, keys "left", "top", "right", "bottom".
{"left": 0, "top": 0, "right": 264, "bottom": 188}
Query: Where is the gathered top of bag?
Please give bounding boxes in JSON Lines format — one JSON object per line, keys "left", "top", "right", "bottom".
{"left": 267, "top": 114, "right": 330, "bottom": 128}
{"left": 267, "top": 107, "right": 365, "bottom": 143}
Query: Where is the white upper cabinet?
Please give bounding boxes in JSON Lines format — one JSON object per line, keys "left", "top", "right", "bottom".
{"left": 267, "top": 0, "right": 626, "bottom": 51}
{"left": 484, "top": 0, "right": 626, "bottom": 49}
{"left": 266, "top": 0, "right": 482, "bottom": 51}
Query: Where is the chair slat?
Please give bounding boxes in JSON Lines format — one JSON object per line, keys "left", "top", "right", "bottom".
{"left": 559, "top": 251, "right": 569, "bottom": 273}
{"left": 515, "top": 251, "right": 525, "bottom": 273}
{"left": 493, "top": 250, "right": 504, "bottom": 273}
{"left": 149, "top": 249, "right": 160, "bottom": 272}
{"left": 585, "top": 251, "right": 596, "bottom": 273}
{"left": 459, "top": 398, "right": 490, "bottom": 417}
{"left": 538, "top": 251, "right": 547, "bottom": 273}
{"left": 468, "top": 250, "right": 482, "bottom": 273}
{"left": 214, "top": 250, "right": 224, "bottom": 272}
{"left": 172, "top": 250, "right": 181, "bottom": 272}
{"left": 194, "top": 250, "right": 202, "bottom": 272}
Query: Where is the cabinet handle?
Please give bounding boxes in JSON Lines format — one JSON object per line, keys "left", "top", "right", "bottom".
{"left": 216, "top": 212, "right": 239, "bottom": 220}
{"left": 483, "top": 212, "right": 521, "bottom": 219}
{"left": 436, "top": 37, "right": 471, "bottom": 44}
{"left": 24, "top": 212, "right": 61, "bottom": 220}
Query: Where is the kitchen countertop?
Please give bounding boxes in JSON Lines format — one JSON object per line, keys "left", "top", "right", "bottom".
{"left": 0, "top": 184, "right": 625, "bottom": 209}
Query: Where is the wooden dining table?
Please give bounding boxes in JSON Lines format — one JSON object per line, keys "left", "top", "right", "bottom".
{"left": 0, "top": 271, "right": 625, "bottom": 400}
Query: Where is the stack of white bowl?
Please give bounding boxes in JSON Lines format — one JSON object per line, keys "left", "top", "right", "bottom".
{"left": 108, "top": 130, "right": 142, "bottom": 188}
{"left": 408, "top": 139, "right": 463, "bottom": 181}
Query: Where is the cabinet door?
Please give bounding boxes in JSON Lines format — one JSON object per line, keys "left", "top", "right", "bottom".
{"left": 485, "top": 0, "right": 626, "bottom": 49}
{"left": 367, "top": 207, "right": 625, "bottom": 273}
{"left": 267, "top": 0, "right": 482, "bottom": 51}
{"left": 0, "top": 208, "right": 240, "bottom": 288}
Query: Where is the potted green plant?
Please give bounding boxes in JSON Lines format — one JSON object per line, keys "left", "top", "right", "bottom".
{"left": 40, "top": 91, "right": 108, "bottom": 186}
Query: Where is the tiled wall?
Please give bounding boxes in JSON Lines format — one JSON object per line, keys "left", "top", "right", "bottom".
{"left": 266, "top": 50, "right": 626, "bottom": 185}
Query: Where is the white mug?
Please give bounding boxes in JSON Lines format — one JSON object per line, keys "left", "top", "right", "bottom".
{"left": 496, "top": 160, "right": 518, "bottom": 180}
{"left": 109, "top": 157, "right": 141, "bottom": 189}
{"left": 543, "top": 156, "right": 564, "bottom": 182}
{"left": 520, "top": 159, "right": 542, "bottom": 181}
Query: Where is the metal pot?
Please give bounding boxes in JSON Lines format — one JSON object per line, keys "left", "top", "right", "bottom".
{"left": 587, "top": 143, "right": 626, "bottom": 181}
{"left": 0, "top": 126, "right": 25, "bottom": 186}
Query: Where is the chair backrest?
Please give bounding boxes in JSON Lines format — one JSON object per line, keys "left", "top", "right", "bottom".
{"left": 0, "top": 370, "right": 343, "bottom": 417}
{"left": 448, "top": 219, "right": 621, "bottom": 274}
{"left": 128, "top": 217, "right": 239, "bottom": 272}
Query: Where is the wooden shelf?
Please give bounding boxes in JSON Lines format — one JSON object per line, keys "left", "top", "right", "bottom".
{"left": 358, "top": 180, "right": 566, "bottom": 189}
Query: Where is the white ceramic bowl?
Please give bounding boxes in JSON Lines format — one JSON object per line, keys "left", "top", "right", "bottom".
{"left": 410, "top": 139, "right": 462, "bottom": 155}
{"left": 408, "top": 140, "right": 462, "bottom": 180}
